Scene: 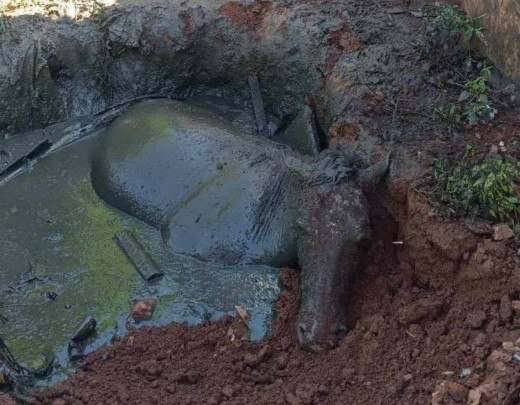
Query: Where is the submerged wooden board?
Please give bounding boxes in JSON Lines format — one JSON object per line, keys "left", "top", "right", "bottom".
{"left": 115, "top": 231, "right": 164, "bottom": 282}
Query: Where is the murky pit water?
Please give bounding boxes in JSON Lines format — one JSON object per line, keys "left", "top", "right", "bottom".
{"left": 0, "top": 95, "right": 305, "bottom": 388}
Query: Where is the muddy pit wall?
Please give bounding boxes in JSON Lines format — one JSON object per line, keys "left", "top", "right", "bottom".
{"left": 367, "top": 175, "right": 520, "bottom": 327}
{"left": 0, "top": 0, "right": 353, "bottom": 137}
{"left": 464, "top": 0, "right": 520, "bottom": 81}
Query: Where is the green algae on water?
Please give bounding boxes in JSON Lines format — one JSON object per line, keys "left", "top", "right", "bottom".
{"left": 62, "top": 178, "right": 139, "bottom": 332}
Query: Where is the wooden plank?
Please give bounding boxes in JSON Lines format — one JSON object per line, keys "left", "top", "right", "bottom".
{"left": 248, "top": 73, "right": 269, "bottom": 137}
{"left": 114, "top": 231, "right": 163, "bottom": 282}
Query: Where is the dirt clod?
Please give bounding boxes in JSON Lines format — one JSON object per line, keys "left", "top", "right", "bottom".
{"left": 446, "top": 381, "right": 469, "bottom": 402}
{"left": 492, "top": 224, "right": 514, "bottom": 241}
{"left": 398, "top": 298, "right": 444, "bottom": 325}
{"left": 499, "top": 295, "right": 513, "bottom": 323}
{"left": 131, "top": 299, "right": 157, "bottom": 322}
{"left": 466, "top": 310, "right": 488, "bottom": 329}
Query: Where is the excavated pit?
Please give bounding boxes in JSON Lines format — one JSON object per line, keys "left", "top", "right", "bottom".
{"left": 3, "top": 1, "right": 520, "bottom": 403}
{"left": 0, "top": 0, "right": 381, "bottom": 389}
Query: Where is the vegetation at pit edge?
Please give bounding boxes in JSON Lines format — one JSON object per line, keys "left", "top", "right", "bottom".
{"left": 435, "top": 66, "right": 497, "bottom": 129}
{"left": 434, "top": 148, "right": 520, "bottom": 224}
{"left": 425, "top": 4, "right": 485, "bottom": 51}
{"left": 420, "top": 4, "right": 496, "bottom": 130}
{"left": 421, "top": 5, "right": 518, "bottom": 225}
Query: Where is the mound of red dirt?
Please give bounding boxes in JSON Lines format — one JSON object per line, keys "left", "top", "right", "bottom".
{"left": 26, "top": 187, "right": 520, "bottom": 405}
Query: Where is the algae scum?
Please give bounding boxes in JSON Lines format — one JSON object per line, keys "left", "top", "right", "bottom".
{"left": 0, "top": 105, "right": 281, "bottom": 387}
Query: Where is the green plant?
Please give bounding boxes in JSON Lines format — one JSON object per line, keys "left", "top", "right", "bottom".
{"left": 421, "top": 5, "right": 485, "bottom": 68}
{"left": 463, "top": 95, "right": 496, "bottom": 125}
{"left": 465, "top": 66, "right": 492, "bottom": 95}
{"left": 430, "top": 5, "right": 485, "bottom": 49}
{"left": 434, "top": 154, "right": 520, "bottom": 222}
{"left": 435, "top": 103, "right": 463, "bottom": 129}
{"left": 462, "top": 66, "right": 497, "bottom": 125}
{"left": 436, "top": 67, "right": 497, "bottom": 128}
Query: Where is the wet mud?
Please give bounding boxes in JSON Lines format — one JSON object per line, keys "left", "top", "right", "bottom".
{"left": 0, "top": 0, "right": 519, "bottom": 402}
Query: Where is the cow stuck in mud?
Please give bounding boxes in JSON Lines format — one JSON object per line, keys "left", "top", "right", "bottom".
{"left": 91, "top": 99, "right": 389, "bottom": 348}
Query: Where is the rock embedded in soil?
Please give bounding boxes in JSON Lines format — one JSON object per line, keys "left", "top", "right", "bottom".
{"left": 486, "top": 350, "right": 511, "bottom": 373}
{"left": 446, "top": 381, "right": 469, "bottom": 403}
{"left": 499, "top": 295, "right": 513, "bottom": 323}
{"left": 174, "top": 370, "right": 200, "bottom": 384}
{"left": 137, "top": 360, "right": 162, "bottom": 378}
{"left": 466, "top": 310, "right": 487, "bottom": 329}
{"left": 492, "top": 224, "right": 514, "bottom": 241}
{"left": 397, "top": 298, "right": 443, "bottom": 325}
{"left": 511, "top": 300, "right": 520, "bottom": 314}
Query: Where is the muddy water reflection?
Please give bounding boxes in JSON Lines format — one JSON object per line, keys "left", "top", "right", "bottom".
{"left": 0, "top": 126, "right": 280, "bottom": 386}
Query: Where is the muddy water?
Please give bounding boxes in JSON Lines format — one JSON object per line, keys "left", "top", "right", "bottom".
{"left": 0, "top": 124, "right": 280, "bottom": 386}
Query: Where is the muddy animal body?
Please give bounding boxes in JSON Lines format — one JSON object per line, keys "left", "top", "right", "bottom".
{"left": 91, "top": 99, "right": 377, "bottom": 347}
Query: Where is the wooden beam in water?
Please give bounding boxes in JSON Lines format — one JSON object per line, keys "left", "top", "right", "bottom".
{"left": 114, "top": 231, "right": 163, "bottom": 282}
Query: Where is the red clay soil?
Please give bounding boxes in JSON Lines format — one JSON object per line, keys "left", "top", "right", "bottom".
{"left": 219, "top": 1, "right": 274, "bottom": 33}
{"left": 23, "top": 185, "right": 520, "bottom": 405}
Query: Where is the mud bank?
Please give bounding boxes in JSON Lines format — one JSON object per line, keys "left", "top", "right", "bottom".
{"left": 0, "top": 0, "right": 464, "bottom": 145}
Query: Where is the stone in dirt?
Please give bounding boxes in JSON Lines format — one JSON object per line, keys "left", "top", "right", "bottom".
{"left": 511, "top": 300, "right": 520, "bottom": 314}
{"left": 131, "top": 299, "right": 157, "bottom": 322}
{"left": 445, "top": 381, "right": 468, "bottom": 402}
{"left": 486, "top": 350, "right": 511, "bottom": 373}
{"left": 466, "top": 310, "right": 487, "bottom": 329}
{"left": 501, "top": 341, "right": 519, "bottom": 353}
{"left": 174, "top": 371, "right": 200, "bottom": 384}
{"left": 137, "top": 360, "right": 162, "bottom": 378}
{"left": 433, "top": 381, "right": 470, "bottom": 404}
{"left": 397, "top": 298, "right": 443, "bottom": 326}
{"left": 468, "top": 383, "right": 500, "bottom": 405}
{"left": 499, "top": 295, "right": 513, "bottom": 323}
{"left": 492, "top": 224, "right": 514, "bottom": 241}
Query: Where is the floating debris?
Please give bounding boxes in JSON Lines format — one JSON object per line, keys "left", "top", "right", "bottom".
{"left": 71, "top": 315, "right": 97, "bottom": 343}
{"left": 235, "top": 305, "right": 250, "bottom": 328}
{"left": 131, "top": 299, "right": 157, "bottom": 322}
{"left": 67, "top": 343, "right": 85, "bottom": 362}
{"left": 115, "top": 231, "right": 163, "bottom": 282}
